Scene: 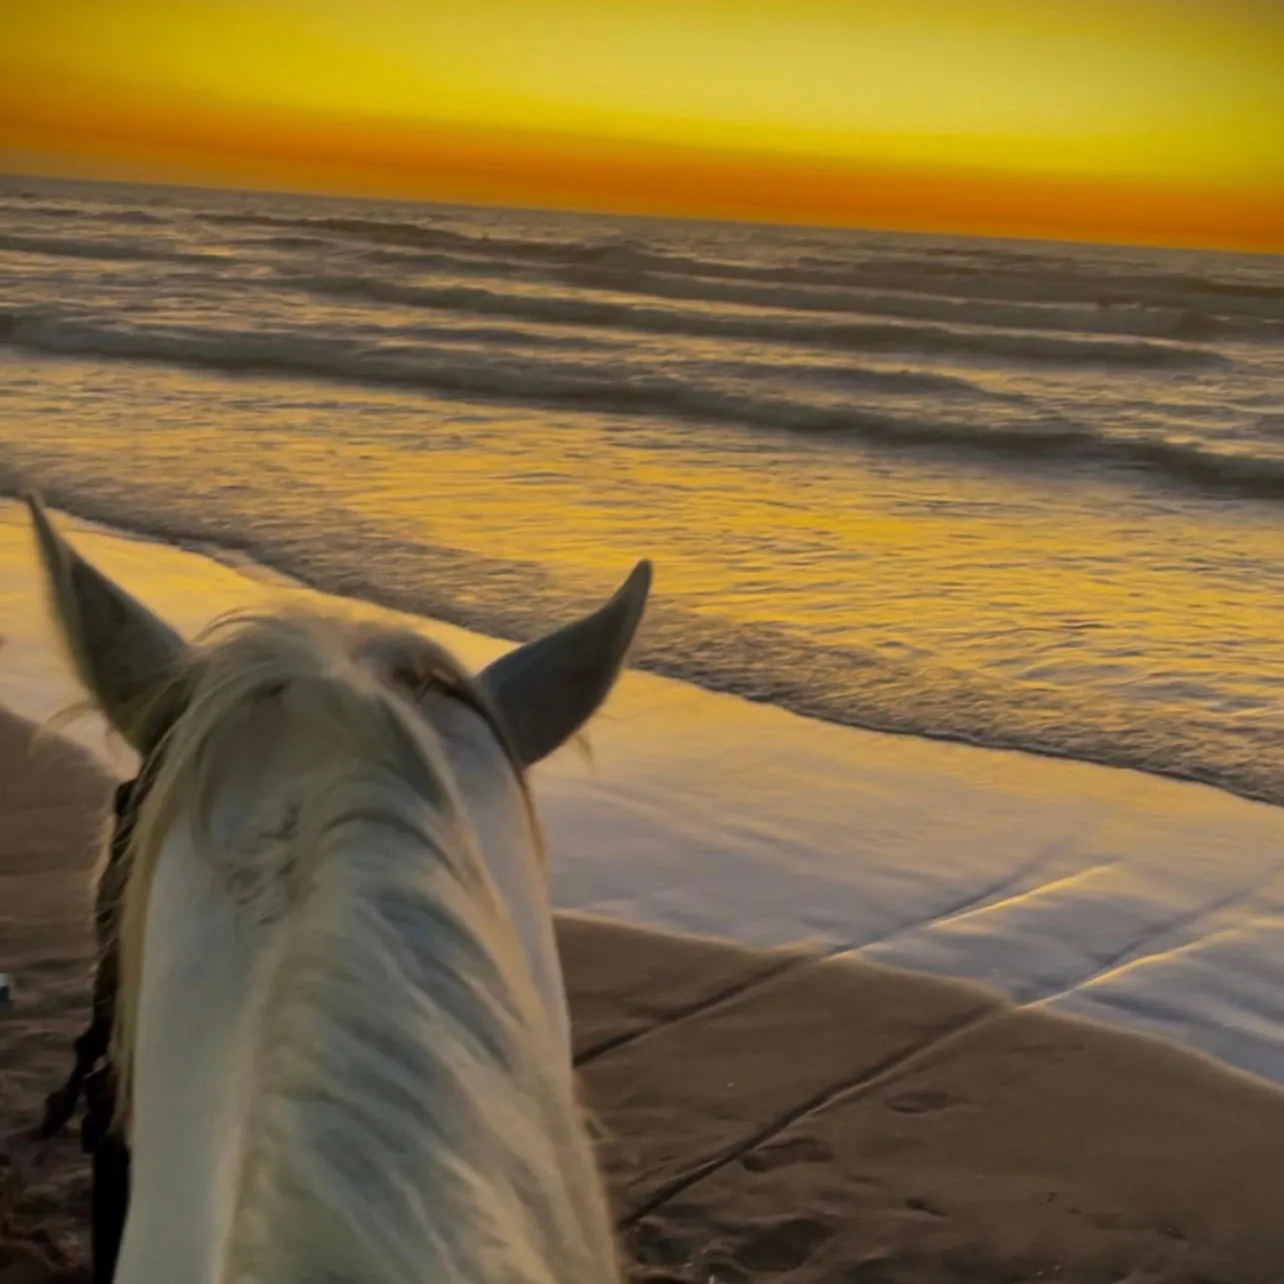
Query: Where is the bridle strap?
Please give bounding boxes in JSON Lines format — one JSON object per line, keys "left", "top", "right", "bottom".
{"left": 39, "top": 776, "right": 140, "bottom": 1142}
{"left": 38, "top": 772, "right": 146, "bottom": 1284}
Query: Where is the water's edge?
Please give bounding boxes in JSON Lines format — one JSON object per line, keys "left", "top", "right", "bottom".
{"left": 9, "top": 482, "right": 1282, "bottom": 814}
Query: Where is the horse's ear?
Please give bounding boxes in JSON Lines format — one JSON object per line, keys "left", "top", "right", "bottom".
{"left": 480, "top": 560, "right": 652, "bottom": 767}
{"left": 26, "top": 494, "right": 190, "bottom": 754}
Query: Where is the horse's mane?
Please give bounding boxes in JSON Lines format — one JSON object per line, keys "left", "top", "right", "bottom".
{"left": 110, "top": 607, "right": 622, "bottom": 1284}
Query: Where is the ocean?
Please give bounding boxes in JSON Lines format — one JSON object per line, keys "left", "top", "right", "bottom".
{"left": 3, "top": 173, "right": 1284, "bottom": 805}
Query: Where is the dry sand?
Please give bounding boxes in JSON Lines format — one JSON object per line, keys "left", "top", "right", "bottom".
{"left": 2, "top": 707, "right": 1283, "bottom": 1283}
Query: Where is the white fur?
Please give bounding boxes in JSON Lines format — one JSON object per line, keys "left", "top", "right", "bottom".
{"left": 109, "top": 614, "right": 623, "bottom": 1284}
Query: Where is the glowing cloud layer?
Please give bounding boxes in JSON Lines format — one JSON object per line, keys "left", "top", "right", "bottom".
{"left": 3, "top": 0, "right": 1282, "bottom": 248}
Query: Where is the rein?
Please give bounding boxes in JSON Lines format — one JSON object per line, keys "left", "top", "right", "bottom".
{"left": 40, "top": 771, "right": 147, "bottom": 1284}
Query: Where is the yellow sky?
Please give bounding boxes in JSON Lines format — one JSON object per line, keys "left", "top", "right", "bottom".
{"left": 2, "top": 0, "right": 1282, "bottom": 248}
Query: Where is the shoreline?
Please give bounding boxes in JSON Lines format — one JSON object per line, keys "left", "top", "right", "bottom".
{"left": 5, "top": 486, "right": 1284, "bottom": 815}
{"left": 4, "top": 501, "right": 1284, "bottom": 1088}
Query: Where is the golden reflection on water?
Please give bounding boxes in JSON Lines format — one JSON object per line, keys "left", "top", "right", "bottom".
{"left": 8, "top": 358, "right": 1284, "bottom": 799}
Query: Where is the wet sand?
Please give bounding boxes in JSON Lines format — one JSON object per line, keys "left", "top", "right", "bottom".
{"left": 3, "top": 707, "right": 1284, "bottom": 1284}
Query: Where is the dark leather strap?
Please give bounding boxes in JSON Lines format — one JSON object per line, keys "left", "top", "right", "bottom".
{"left": 38, "top": 775, "right": 140, "bottom": 1284}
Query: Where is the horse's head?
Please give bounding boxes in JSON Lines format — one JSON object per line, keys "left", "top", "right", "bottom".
{"left": 26, "top": 494, "right": 646, "bottom": 1284}
{"left": 25, "top": 493, "right": 651, "bottom": 774}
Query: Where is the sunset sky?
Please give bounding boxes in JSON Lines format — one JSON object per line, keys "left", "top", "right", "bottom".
{"left": 2, "top": 0, "right": 1282, "bottom": 250}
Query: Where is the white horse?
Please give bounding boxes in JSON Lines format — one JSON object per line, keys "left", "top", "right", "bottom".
{"left": 27, "top": 496, "right": 650, "bottom": 1284}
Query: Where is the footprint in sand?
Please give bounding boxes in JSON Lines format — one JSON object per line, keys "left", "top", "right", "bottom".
{"left": 884, "top": 1088, "right": 966, "bottom": 1114}
{"left": 740, "top": 1136, "right": 834, "bottom": 1172}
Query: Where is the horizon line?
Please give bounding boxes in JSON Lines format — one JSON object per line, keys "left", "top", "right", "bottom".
{"left": 4, "top": 158, "right": 1282, "bottom": 262}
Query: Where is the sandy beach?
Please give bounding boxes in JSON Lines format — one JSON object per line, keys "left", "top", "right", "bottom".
{"left": 4, "top": 703, "right": 1284, "bottom": 1284}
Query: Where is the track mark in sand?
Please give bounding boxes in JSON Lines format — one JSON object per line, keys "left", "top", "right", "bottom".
{"left": 573, "top": 953, "right": 812, "bottom": 1068}
{"left": 884, "top": 860, "right": 1120, "bottom": 948}
{"left": 1034, "top": 871, "right": 1284, "bottom": 1008}
{"left": 1062, "top": 909, "right": 1284, "bottom": 1007}
{"left": 619, "top": 1004, "right": 1003, "bottom": 1229}
{"left": 851, "top": 829, "right": 1113, "bottom": 955}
